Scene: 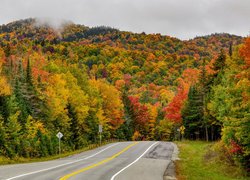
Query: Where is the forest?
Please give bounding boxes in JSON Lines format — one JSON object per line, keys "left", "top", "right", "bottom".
{"left": 0, "top": 18, "right": 249, "bottom": 171}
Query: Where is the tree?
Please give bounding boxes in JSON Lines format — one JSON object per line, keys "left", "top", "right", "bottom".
{"left": 26, "top": 58, "right": 32, "bottom": 85}
{"left": 209, "top": 39, "right": 250, "bottom": 169}
{"left": 229, "top": 42, "right": 233, "bottom": 57}
{"left": 0, "top": 116, "right": 7, "bottom": 155}
{"left": 128, "top": 96, "right": 150, "bottom": 139}
{"left": 5, "top": 111, "right": 21, "bottom": 157}
{"left": 45, "top": 74, "right": 70, "bottom": 133}
{"left": 90, "top": 79, "right": 124, "bottom": 135}
{"left": 64, "top": 72, "right": 89, "bottom": 148}
{"left": 182, "top": 86, "right": 203, "bottom": 140}
{"left": 0, "top": 49, "right": 11, "bottom": 96}
{"left": 164, "top": 82, "right": 188, "bottom": 124}
{"left": 213, "top": 49, "right": 226, "bottom": 74}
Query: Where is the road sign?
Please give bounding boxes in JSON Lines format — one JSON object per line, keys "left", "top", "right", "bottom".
{"left": 180, "top": 126, "right": 185, "bottom": 135}
{"left": 99, "top": 125, "right": 103, "bottom": 145}
{"left": 56, "top": 132, "right": 63, "bottom": 155}
{"left": 99, "top": 125, "right": 103, "bottom": 133}
{"left": 180, "top": 126, "right": 185, "bottom": 131}
{"left": 56, "top": 132, "right": 63, "bottom": 139}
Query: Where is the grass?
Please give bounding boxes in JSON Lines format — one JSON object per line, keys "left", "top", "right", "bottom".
{"left": 0, "top": 140, "right": 117, "bottom": 165}
{"left": 175, "top": 141, "right": 248, "bottom": 180}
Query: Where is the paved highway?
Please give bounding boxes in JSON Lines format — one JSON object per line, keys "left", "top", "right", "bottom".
{"left": 0, "top": 141, "right": 178, "bottom": 180}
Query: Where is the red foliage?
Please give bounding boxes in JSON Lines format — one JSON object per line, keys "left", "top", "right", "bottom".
{"left": 239, "top": 37, "right": 250, "bottom": 68}
{"left": 128, "top": 96, "right": 150, "bottom": 126}
{"left": 164, "top": 77, "right": 189, "bottom": 124}
{"left": 229, "top": 140, "right": 242, "bottom": 154}
{"left": 182, "top": 68, "right": 200, "bottom": 85}
{"left": 124, "top": 74, "right": 132, "bottom": 86}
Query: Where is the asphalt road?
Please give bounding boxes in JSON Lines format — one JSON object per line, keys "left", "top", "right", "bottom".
{"left": 0, "top": 141, "right": 178, "bottom": 180}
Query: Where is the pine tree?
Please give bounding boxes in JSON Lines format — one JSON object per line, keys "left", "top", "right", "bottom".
{"left": 201, "top": 58, "right": 209, "bottom": 141}
{"left": 0, "top": 116, "right": 7, "bottom": 155}
{"left": 182, "top": 86, "right": 203, "bottom": 140}
{"left": 229, "top": 42, "right": 233, "bottom": 57}
{"left": 5, "top": 111, "right": 21, "bottom": 157}
{"left": 26, "top": 58, "right": 32, "bottom": 85}
{"left": 68, "top": 103, "right": 80, "bottom": 150}
{"left": 213, "top": 49, "right": 226, "bottom": 72}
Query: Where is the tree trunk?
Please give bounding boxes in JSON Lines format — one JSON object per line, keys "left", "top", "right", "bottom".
{"left": 211, "top": 125, "right": 214, "bottom": 141}
{"left": 205, "top": 125, "right": 209, "bottom": 142}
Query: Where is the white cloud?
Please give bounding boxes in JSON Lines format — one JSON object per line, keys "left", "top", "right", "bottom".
{"left": 0, "top": 0, "right": 249, "bottom": 39}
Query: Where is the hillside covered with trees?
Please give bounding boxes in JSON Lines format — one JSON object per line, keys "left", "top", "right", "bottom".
{"left": 0, "top": 18, "right": 248, "bottom": 172}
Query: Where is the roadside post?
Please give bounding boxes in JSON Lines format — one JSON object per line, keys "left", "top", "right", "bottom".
{"left": 56, "top": 132, "right": 63, "bottom": 155}
{"left": 177, "top": 128, "right": 181, "bottom": 141}
{"left": 99, "top": 124, "right": 102, "bottom": 146}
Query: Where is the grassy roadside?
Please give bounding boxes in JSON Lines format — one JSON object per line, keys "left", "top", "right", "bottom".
{"left": 175, "top": 141, "right": 247, "bottom": 180}
{"left": 0, "top": 140, "right": 117, "bottom": 165}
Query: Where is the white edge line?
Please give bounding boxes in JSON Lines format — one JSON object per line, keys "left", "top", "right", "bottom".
{"left": 110, "top": 141, "right": 159, "bottom": 180}
{"left": 5, "top": 143, "right": 119, "bottom": 180}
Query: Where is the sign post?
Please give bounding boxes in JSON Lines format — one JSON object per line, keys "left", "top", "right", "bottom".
{"left": 56, "top": 132, "right": 63, "bottom": 155}
{"left": 177, "top": 128, "right": 180, "bottom": 141}
{"left": 99, "top": 125, "right": 102, "bottom": 145}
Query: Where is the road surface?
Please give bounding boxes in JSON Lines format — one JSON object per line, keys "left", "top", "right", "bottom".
{"left": 0, "top": 141, "right": 178, "bottom": 180}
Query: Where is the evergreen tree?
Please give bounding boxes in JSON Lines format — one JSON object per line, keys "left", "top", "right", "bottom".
{"left": 68, "top": 103, "right": 81, "bottom": 150}
{"left": 182, "top": 86, "right": 203, "bottom": 140}
{"left": 213, "top": 49, "right": 226, "bottom": 72}
{"left": 0, "top": 116, "right": 7, "bottom": 155}
{"left": 229, "top": 42, "right": 233, "bottom": 57}
{"left": 5, "top": 111, "right": 21, "bottom": 157}
{"left": 26, "top": 58, "right": 32, "bottom": 85}
{"left": 201, "top": 58, "right": 209, "bottom": 141}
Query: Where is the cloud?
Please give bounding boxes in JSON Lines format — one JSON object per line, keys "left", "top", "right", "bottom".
{"left": 0, "top": 0, "right": 249, "bottom": 39}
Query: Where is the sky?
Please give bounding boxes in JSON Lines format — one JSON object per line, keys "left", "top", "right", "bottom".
{"left": 0, "top": 0, "right": 249, "bottom": 40}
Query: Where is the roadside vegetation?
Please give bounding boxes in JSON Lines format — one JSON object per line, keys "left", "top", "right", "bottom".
{"left": 176, "top": 141, "right": 248, "bottom": 180}
{"left": 0, "top": 140, "right": 117, "bottom": 165}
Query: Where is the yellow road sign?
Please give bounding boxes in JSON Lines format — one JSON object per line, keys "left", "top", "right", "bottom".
{"left": 180, "top": 125, "right": 185, "bottom": 134}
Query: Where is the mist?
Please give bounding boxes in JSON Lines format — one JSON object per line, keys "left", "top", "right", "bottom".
{"left": 1, "top": 0, "right": 249, "bottom": 39}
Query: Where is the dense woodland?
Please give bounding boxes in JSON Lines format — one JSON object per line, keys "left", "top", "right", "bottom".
{"left": 0, "top": 19, "right": 249, "bottom": 171}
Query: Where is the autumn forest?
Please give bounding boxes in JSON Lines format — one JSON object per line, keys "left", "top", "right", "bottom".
{"left": 0, "top": 19, "right": 249, "bottom": 171}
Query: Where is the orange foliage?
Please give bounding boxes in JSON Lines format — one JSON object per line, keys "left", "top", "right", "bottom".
{"left": 182, "top": 68, "right": 200, "bottom": 86}
{"left": 239, "top": 37, "right": 250, "bottom": 68}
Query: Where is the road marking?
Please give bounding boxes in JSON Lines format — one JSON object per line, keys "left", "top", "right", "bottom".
{"left": 60, "top": 142, "right": 138, "bottom": 180}
{"left": 5, "top": 143, "right": 119, "bottom": 180}
{"left": 110, "top": 141, "right": 158, "bottom": 180}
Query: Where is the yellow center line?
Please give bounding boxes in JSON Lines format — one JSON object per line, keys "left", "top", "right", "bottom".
{"left": 59, "top": 142, "right": 138, "bottom": 180}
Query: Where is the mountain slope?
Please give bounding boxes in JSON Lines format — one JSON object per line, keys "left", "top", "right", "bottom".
{"left": 0, "top": 18, "right": 246, "bottom": 162}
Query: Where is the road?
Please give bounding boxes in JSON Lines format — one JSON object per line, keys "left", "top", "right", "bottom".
{"left": 0, "top": 141, "right": 178, "bottom": 180}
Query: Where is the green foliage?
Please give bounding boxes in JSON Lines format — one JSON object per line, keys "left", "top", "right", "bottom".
{"left": 182, "top": 86, "right": 203, "bottom": 139}
{"left": 176, "top": 141, "right": 247, "bottom": 179}
{"left": 209, "top": 45, "right": 250, "bottom": 171}
{"left": 213, "top": 50, "right": 226, "bottom": 72}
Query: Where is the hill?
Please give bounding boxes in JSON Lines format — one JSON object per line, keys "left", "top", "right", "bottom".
{"left": 0, "top": 18, "right": 248, "bottom": 172}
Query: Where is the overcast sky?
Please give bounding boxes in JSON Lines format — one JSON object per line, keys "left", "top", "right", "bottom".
{"left": 1, "top": 0, "right": 249, "bottom": 39}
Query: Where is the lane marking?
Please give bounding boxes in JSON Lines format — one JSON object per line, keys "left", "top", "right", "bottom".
{"left": 60, "top": 142, "right": 138, "bottom": 180}
{"left": 5, "top": 143, "right": 119, "bottom": 180}
{"left": 110, "top": 141, "right": 158, "bottom": 180}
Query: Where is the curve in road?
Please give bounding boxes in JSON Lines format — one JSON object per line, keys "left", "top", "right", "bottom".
{"left": 0, "top": 141, "right": 176, "bottom": 180}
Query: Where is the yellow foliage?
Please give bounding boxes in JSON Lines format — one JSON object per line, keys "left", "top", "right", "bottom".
{"left": 0, "top": 49, "right": 11, "bottom": 96}
{"left": 46, "top": 74, "right": 70, "bottom": 124}
{"left": 25, "top": 116, "right": 46, "bottom": 139}
{"left": 64, "top": 72, "right": 89, "bottom": 123}
{"left": 0, "top": 77, "right": 11, "bottom": 96}
{"left": 159, "top": 89, "right": 175, "bottom": 104}
{"left": 90, "top": 79, "right": 124, "bottom": 130}
{"left": 132, "top": 131, "right": 141, "bottom": 141}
